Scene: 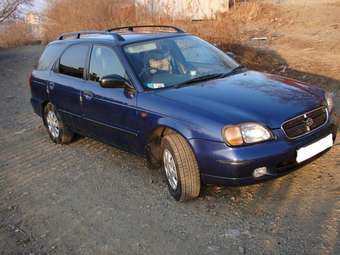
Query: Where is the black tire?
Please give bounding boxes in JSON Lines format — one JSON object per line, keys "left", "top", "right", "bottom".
{"left": 161, "top": 134, "right": 201, "bottom": 201}
{"left": 43, "top": 102, "right": 74, "bottom": 144}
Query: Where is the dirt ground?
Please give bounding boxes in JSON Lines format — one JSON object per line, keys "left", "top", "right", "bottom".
{"left": 239, "top": 0, "right": 340, "bottom": 96}
{"left": 0, "top": 1, "right": 339, "bottom": 254}
{"left": 268, "top": 0, "right": 340, "bottom": 82}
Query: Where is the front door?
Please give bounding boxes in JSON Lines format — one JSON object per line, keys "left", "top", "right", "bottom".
{"left": 80, "top": 44, "right": 138, "bottom": 151}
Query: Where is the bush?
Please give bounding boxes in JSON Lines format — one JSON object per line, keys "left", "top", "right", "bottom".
{"left": 42, "top": 0, "right": 263, "bottom": 46}
{"left": 0, "top": 22, "right": 36, "bottom": 48}
{"left": 42, "top": 0, "right": 141, "bottom": 42}
{"left": 0, "top": 1, "right": 266, "bottom": 49}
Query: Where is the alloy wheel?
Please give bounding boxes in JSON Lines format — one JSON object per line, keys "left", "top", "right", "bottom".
{"left": 163, "top": 149, "right": 178, "bottom": 190}
{"left": 46, "top": 111, "right": 59, "bottom": 139}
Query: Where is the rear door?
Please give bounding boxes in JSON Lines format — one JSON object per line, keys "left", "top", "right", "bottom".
{"left": 80, "top": 44, "right": 139, "bottom": 150}
{"left": 48, "top": 43, "right": 91, "bottom": 132}
{"left": 30, "top": 43, "right": 66, "bottom": 117}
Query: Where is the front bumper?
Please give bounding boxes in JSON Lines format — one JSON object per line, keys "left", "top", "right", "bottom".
{"left": 189, "top": 112, "right": 339, "bottom": 186}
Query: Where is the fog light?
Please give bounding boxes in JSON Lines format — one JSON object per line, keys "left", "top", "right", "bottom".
{"left": 253, "top": 167, "right": 268, "bottom": 178}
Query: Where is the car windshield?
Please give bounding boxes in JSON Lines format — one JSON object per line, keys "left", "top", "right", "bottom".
{"left": 124, "top": 36, "right": 241, "bottom": 90}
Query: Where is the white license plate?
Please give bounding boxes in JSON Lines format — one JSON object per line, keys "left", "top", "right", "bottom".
{"left": 296, "top": 134, "right": 333, "bottom": 163}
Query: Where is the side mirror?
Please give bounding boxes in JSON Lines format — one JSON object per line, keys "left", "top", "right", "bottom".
{"left": 226, "top": 51, "right": 236, "bottom": 59}
{"left": 100, "top": 75, "right": 134, "bottom": 90}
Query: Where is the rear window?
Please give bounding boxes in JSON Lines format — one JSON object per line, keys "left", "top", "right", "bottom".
{"left": 37, "top": 43, "right": 66, "bottom": 71}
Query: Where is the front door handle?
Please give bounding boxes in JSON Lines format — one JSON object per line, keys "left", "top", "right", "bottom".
{"left": 82, "top": 90, "right": 94, "bottom": 100}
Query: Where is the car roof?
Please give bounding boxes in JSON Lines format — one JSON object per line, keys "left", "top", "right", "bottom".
{"left": 49, "top": 30, "right": 192, "bottom": 47}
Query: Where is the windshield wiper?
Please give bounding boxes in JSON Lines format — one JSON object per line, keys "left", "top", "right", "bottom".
{"left": 226, "top": 65, "right": 246, "bottom": 76}
{"left": 172, "top": 67, "right": 247, "bottom": 89}
{"left": 173, "top": 73, "right": 226, "bottom": 89}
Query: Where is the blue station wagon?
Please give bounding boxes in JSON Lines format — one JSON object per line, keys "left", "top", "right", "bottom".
{"left": 30, "top": 25, "right": 338, "bottom": 201}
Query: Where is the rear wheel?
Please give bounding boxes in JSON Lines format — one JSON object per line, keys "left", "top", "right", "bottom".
{"left": 43, "top": 103, "right": 74, "bottom": 144}
{"left": 161, "top": 134, "right": 201, "bottom": 201}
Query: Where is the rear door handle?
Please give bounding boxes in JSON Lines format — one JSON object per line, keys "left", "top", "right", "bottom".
{"left": 82, "top": 90, "right": 94, "bottom": 100}
{"left": 48, "top": 81, "right": 55, "bottom": 90}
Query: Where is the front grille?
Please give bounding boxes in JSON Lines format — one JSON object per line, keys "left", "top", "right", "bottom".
{"left": 282, "top": 107, "right": 328, "bottom": 139}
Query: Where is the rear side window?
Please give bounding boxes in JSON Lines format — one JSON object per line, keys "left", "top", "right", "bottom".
{"left": 59, "top": 44, "right": 90, "bottom": 79}
{"left": 37, "top": 43, "right": 66, "bottom": 70}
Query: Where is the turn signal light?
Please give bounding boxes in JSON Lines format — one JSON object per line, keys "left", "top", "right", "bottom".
{"left": 224, "top": 126, "right": 243, "bottom": 146}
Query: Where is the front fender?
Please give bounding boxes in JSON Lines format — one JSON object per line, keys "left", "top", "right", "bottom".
{"left": 138, "top": 114, "right": 219, "bottom": 152}
{"left": 156, "top": 117, "right": 198, "bottom": 139}
{"left": 135, "top": 93, "right": 224, "bottom": 153}
{"left": 135, "top": 116, "right": 201, "bottom": 156}
{"left": 137, "top": 116, "right": 197, "bottom": 150}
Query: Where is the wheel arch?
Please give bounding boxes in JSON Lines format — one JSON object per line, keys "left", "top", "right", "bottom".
{"left": 144, "top": 119, "right": 197, "bottom": 167}
{"left": 41, "top": 100, "right": 50, "bottom": 125}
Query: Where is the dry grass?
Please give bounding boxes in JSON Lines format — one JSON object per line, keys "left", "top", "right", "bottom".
{"left": 227, "top": 1, "right": 262, "bottom": 23}
{"left": 0, "top": 22, "right": 36, "bottom": 48}
{"left": 0, "top": 0, "right": 266, "bottom": 49}
{"left": 42, "top": 0, "right": 265, "bottom": 47}
{"left": 43, "top": 0, "right": 146, "bottom": 42}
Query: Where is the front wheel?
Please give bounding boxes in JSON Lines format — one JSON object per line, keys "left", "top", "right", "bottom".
{"left": 161, "top": 134, "right": 201, "bottom": 201}
{"left": 43, "top": 102, "right": 74, "bottom": 144}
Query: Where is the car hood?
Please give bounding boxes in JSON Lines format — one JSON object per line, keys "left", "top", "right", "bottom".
{"left": 154, "top": 71, "right": 324, "bottom": 129}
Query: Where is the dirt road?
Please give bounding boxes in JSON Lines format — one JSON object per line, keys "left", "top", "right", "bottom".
{"left": 0, "top": 42, "right": 339, "bottom": 255}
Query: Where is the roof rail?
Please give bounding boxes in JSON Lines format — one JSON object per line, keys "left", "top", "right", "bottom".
{"left": 107, "top": 25, "right": 185, "bottom": 33}
{"left": 57, "top": 31, "right": 125, "bottom": 41}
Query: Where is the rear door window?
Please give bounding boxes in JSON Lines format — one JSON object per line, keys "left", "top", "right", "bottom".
{"left": 58, "top": 44, "right": 90, "bottom": 79}
{"left": 89, "top": 45, "right": 128, "bottom": 82}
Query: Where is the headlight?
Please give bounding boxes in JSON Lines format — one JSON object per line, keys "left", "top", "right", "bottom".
{"left": 223, "top": 123, "right": 273, "bottom": 146}
{"left": 325, "top": 92, "right": 334, "bottom": 112}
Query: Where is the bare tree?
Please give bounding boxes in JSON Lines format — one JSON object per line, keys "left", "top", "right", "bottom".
{"left": 0, "top": 0, "right": 32, "bottom": 24}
